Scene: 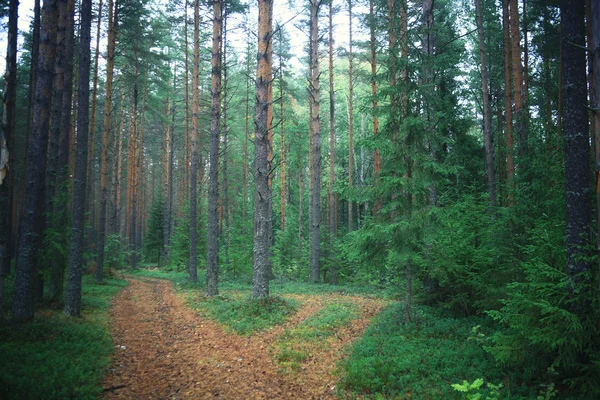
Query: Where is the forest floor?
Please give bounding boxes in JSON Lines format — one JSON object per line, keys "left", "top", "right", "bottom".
{"left": 101, "top": 276, "right": 386, "bottom": 399}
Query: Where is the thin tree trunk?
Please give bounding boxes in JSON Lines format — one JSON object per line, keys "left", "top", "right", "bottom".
{"left": 590, "top": 0, "right": 600, "bottom": 299}
{"left": 64, "top": 0, "right": 92, "bottom": 317}
{"left": 503, "top": 0, "right": 515, "bottom": 205}
{"left": 189, "top": 0, "right": 200, "bottom": 283}
{"left": 206, "top": 0, "right": 222, "bottom": 296}
{"left": 49, "top": 0, "right": 75, "bottom": 301}
{"left": 86, "top": 0, "right": 103, "bottom": 253}
{"left": 242, "top": 21, "right": 251, "bottom": 234}
{"left": 347, "top": 0, "right": 354, "bottom": 233}
{"left": 12, "top": 0, "right": 58, "bottom": 322}
{"left": 185, "top": 0, "right": 190, "bottom": 192}
{"left": 522, "top": 0, "right": 529, "bottom": 133}
{"left": 0, "top": 0, "right": 18, "bottom": 314}
{"left": 222, "top": 16, "right": 230, "bottom": 268}
{"left": 328, "top": 1, "right": 335, "bottom": 246}
{"left": 475, "top": 0, "right": 496, "bottom": 205}
{"left": 509, "top": 0, "right": 525, "bottom": 148}
{"left": 370, "top": 0, "right": 381, "bottom": 214}
{"left": 279, "top": 29, "right": 286, "bottom": 234}
{"left": 561, "top": 0, "right": 590, "bottom": 286}
{"left": 96, "top": 0, "right": 117, "bottom": 282}
{"left": 309, "top": 0, "right": 321, "bottom": 283}
{"left": 252, "top": 0, "right": 273, "bottom": 298}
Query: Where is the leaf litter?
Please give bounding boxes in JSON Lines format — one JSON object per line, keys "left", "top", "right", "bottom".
{"left": 102, "top": 277, "right": 386, "bottom": 399}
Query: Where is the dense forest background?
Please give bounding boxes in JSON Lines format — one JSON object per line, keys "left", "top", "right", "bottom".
{"left": 1, "top": 0, "right": 599, "bottom": 398}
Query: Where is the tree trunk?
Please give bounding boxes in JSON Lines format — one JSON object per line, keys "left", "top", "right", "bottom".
{"left": 96, "top": 0, "right": 117, "bottom": 282}
{"left": 0, "top": 0, "right": 18, "bottom": 314}
{"left": 561, "top": 0, "right": 590, "bottom": 285}
{"left": 49, "top": 0, "right": 75, "bottom": 301}
{"left": 242, "top": 21, "right": 251, "bottom": 234}
{"left": 12, "top": 0, "right": 58, "bottom": 322}
{"left": 64, "top": 0, "right": 92, "bottom": 317}
{"left": 86, "top": 0, "right": 103, "bottom": 255}
{"left": 370, "top": 0, "right": 381, "bottom": 214}
{"left": 184, "top": 0, "right": 190, "bottom": 193}
{"left": 309, "top": 0, "right": 321, "bottom": 283}
{"left": 509, "top": 0, "right": 525, "bottom": 149}
{"left": 206, "top": 0, "right": 222, "bottom": 296}
{"left": 475, "top": 0, "right": 496, "bottom": 205}
{"left": 328, "top": 0, "right": 337, "bottom": 283}
{"left": 188, "top": 0, "right": 200, "bottom": 283}
{"left": 347, "top": 0, "right": 354, "bottom": 234}
{"left": 279, "top": 28, "right": 287, "bottom": 235}
{"left": 590, "top": 0, "right": 600, "bottom": 299}
{"left": 252, "top": 0, "right": 273, "bottom": 298}
{"left": 503, "top": 0, "right": 515, "bottom": 205}
{"left": 222, "top": 15, "right": 230, "bottom": 269}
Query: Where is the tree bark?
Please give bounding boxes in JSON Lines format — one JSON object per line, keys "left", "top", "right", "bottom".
{"left": 475, "top": 0, "right": 496, "bottom": 205}
{"left": 591, "top": 0, "right": 600, "bottom": 298}
{"left": 327, "top": 0, "right": 337, "bottom": 283}
{"left": 503, "top": 0, "right": 515, "bottom": 205}
{"left": 96, "top": 0, "right": 117, "bottom": 282}
{"left": 347, "top": 0, "right": 354, "bottom": 234}
{"left": 309, "top": 0, "right": 321, "bottom": 283}
{"left": 253, "top": 0, "right": 273, "bottom": 298}
{"left": 64, "top": 0, "right": 92, "bottom": 317}
{"left": 561, "top": 0, "right": 590, "bottom": 285}
{"left": 206, "top": 0, "right": 222, "bottom": 296}
{"left": 189, "top": 0, "right": 200, "bottom": 283}
{"left": 509, "top": 0, "right": 525, "bottom": 148}
{"left": 12, "top": 0, "right": 58, "bottom": 322}
{"left": 0, "top": 0, "right": 18, "bottom": 314}
{"left": 86, "top": 0, "right": 103, "bottom": 255}
{"left": 370, "top": 0, "right": 381, "bottom": 214}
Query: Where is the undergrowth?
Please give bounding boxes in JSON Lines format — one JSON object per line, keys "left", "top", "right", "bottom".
{"left": 189, "top": 294, "right": 298, "bottom": 335}
{"left": 339, "top": 302, "right": 536, "bottom": 399}
{"left": 0, "top": 275, "right": 128, "bottom": 399}
{"left": 277, "top": 301, "right": 358, "bottom": 371}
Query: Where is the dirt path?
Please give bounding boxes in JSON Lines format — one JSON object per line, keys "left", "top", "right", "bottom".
{"left": 102, "top": 278, "right": 385, "bottom": 399}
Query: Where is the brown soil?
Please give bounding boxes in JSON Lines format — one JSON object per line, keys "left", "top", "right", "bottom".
{"left": 102, "top": 278, "right": 385, "bottom": 399}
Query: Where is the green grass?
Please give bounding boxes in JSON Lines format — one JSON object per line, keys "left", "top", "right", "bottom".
{"left": 338, "top": 303, "right": 535, "bottom": 399}
{"left": 0, "top": 275, "right": 128, "bottom": 400}
{"left": 189, "top": 294, "right": 298, "bottom": 335}
{"left": 277, "top": 301, "right": 359, "bottom": 371}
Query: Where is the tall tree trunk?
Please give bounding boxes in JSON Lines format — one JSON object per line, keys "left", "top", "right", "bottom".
{"left": 189, "top": 0, "right": 200, "bottom": 283}
{"left": 347, "top": 0, "right": 354, "bottom": 233}
{"left": 503, "top": 0, "right": 515, "bottom": 205}
{"left": 279, "top": 28, "right": 286, "bottom": 235}
{"left": 116, "top": 89, "right": 125, "bottom": 237}
{"left": 253, "top": 0, "right": 273, "bottom": 298}
{"left": 0, "top": 0, "right": 18, "bottom": 314}
{"left": 184, "top": 0, "right": 190, "bottom": 193}
{"left": 96, "top": 0, "right": 117, "bottom": 282}
{"left": 222, "top": 15, "right": 230, "bottom": 268}
{"left": 309, "top": 0, "right": 321, "bottom": 283}
{"left": 327, "top": 0, "right": 337, "bottom": 283}
{"left": 12, "top": 0, "right": 58, "bottom": 322}
{"left": 298, "top": 129, "right": 303, "bottom": 251}
{"left": 522, "top": 0, "right": 529, "bottom": 133}
{"left": 475, "top": 0, "right": 496, "bottom": 205}
{"left": 590, "top": 0, "right": 600, "bottom": 298}
{"left": 370, "top": 0, "right": 381, "bottom": 214}
{"left": 561, "top": 0, "right": 590, "bottom": 285}
{"left": 206, "top": 0, "right": 222, "bottom": 296}
{"left": 64, "top": 0, "right": 92, "bottom": 317}
{"left": 242, "top": 21, "right": 251, "bottom": 234}
{"left": 164, "top": 69, "right": 176, "bottom": 261}
{"left": 509, "top": 0, "right": 525, "bottom": 148}
{"left": 86, "top": 0, "right": 103, "bottom": 254}
{"left": 49, "top": 0, "right": 75, "bottom": 301}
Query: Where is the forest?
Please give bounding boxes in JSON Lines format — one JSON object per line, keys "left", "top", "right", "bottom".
{"left": 0, "top": 0, "right": 599, "bottom": 398}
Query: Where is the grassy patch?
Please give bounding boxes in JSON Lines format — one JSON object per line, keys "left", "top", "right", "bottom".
{"left": 338, "top": 303, "right": 533, "bottom": 399}
{"left": 277, "top": 301, "right": 358, "bottom": 371}
{"left": 189, "top": 294, "right": 298, "bottom": 335}
{"left": 0, "top": 275, "right": 128, "bottom": 400}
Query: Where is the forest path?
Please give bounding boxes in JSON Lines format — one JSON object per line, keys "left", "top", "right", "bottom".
{"left": 101, "top": 277, "right": 385, "bottom": 399}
